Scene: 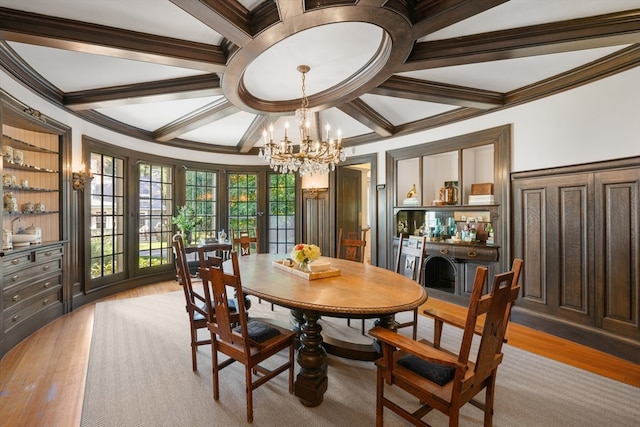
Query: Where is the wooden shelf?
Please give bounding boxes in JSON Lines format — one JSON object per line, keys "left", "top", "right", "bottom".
{"left": 3, "top": 185, "right": 58, "bottom": 193}
{"left": 3, "top": 161, "right": 58, "bottom": 173}
{"left": 2, "top": 134, "right": 58, "bottom": 154}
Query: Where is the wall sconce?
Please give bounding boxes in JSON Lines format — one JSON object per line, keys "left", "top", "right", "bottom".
{"left": 301, "top": 173, "right": 329, "bottom": 198}
{"left": 72, "top": 164, "right": 94, "bottom": 191}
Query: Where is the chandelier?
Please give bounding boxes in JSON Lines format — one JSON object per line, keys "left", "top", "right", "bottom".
{"left": 259, "top": 65, "right": 346, "bottom": 176}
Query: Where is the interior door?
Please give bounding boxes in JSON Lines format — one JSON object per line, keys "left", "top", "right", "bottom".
{"left": 337, "top": 167, "right": 362, "bottom": 246}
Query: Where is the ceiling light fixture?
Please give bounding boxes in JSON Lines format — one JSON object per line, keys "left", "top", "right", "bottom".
{"left": 259, "top": 65, "right": 345, "bottom": 176}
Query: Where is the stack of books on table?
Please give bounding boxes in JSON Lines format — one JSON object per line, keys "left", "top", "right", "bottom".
{"left": 468, "top": 194, "right": 495, "bottom": 205}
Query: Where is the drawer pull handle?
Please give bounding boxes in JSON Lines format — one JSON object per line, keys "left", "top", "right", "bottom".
{"left": 43, "top": 298, "right": 50, "bottom": 305}
{"left": 44, "top": 281, "right": 51, "bottom": 288}
{"left": 467, "top": 250, "right": 477, "bottom": 257}
{"left": 44, "top": 251, "right": 52, "bottom": 256}
{"left": 12, "top": 294, "right": 20, "bottom": 301}
{"left": 12, "top": 314, "right": 20, "bottom": 322}
{"left": 43, "top": 265, "right": 51, "bottom": 271}
{"left": 439, "top": 248, "right": 449, "bottom": 255}
{"left": 11, "top": 259, "right": 20, "bottom": 265}
{"left": 12, "top": 274, "right": 20, "bottom": 281}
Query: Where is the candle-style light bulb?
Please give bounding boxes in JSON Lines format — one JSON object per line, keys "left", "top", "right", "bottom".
{"left": 269, "top": 124, "right": 274, "bottom": 140}
{"left": 337, "top": 129, "right": 342, "bottom": 144}
{"left": 325, "top": 123, "right": 330, "bottom": 140}
{"left": 284, "top": 121, "right": 289, "bottom": 138}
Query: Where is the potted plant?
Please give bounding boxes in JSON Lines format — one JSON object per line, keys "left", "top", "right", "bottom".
{"left": 171, "top": 205, "right": 203, "bottom": 244}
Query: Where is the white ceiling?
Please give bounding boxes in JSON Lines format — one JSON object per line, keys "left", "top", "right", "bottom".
{"left": 0, "top": 0, "right": 638, "bottom": 150}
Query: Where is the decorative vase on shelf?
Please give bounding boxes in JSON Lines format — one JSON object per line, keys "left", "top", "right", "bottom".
{"left": 181, "top": 230, "right": 192, "bottom": 245}
{"left": 218, "top": 229, "right": 227, "bottom": 241}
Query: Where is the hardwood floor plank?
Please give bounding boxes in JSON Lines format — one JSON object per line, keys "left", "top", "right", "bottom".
{"left": 0, "top": 281, "right": 637, "bottom": 427}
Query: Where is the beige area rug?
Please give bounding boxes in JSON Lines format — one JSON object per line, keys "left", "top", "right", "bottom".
{"left": 81, "top": 291, "right": 640, "bottom": 427}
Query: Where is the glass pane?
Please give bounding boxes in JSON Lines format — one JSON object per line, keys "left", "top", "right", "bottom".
{"left": 89, "top": 152, "right": 126, "bottom": 280}
{"left": 422, "top": 151, "right": 458, "bottom": 205}
{"left": 396, "top": 157, "right": 421, "bottom": 206}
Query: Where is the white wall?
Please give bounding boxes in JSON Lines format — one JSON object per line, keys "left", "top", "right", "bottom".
{"left": 352, "top": 67, "right": 640, "bottom": 183}
{"left": 3, "top": 67, "right": 639, "bottom": 176}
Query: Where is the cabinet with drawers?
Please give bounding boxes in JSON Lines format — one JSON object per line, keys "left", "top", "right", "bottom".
{"left": 1, "top": 243, "right": 64, "bottom": 351}
{"left": 0, "top": 92, "right": 71, "bottom": 358}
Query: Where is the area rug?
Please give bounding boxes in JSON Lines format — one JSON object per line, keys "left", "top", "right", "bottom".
{"left": 81, "top": 291, "right": 639, "bottom": 426}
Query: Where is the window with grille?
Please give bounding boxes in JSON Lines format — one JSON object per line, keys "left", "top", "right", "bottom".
{"left": 268, "top": 173, "right": 296, "bottom": 254}
{"left": 89, "top": 152, "right": 125, "bottom": 279}
{"left": 228, "top": 172, "right": 258, "bottom": 238}
{"left": 185, "top": 169, "right": 217, "bottom": 241}
{"left": 138, "top": 162, "right": 173, "bottom": 268}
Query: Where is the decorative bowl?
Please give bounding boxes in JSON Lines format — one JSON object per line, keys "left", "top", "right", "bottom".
{"left": 309, "top": 261, "right": 331, "bottom": 273}
{"left": 12, "top": 234, "right": 37, "bottom": 247}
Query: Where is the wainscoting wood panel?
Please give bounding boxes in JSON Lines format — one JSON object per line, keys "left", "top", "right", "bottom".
{"left": 302, "top": 189, "right": 331, "bottom": 254}
{"left": 512, "top": 158, "right": 640, "bottom": 364}
{"left": 556, "top": 179, "right": 591, "bottom": 324}
{"left": 521, "top": 187, "right": 545, "bottom": 304}
{"left": 594, "top": 168, "right": 640, "bottom": 340}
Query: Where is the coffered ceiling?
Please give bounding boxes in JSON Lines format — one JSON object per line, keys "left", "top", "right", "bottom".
{"left": 0, "top": 0, "right": 638, "bottom": 156}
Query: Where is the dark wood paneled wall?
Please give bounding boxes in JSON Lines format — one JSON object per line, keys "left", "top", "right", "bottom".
{"left": 512, "top": 157, "right": 640, "bottom": 363}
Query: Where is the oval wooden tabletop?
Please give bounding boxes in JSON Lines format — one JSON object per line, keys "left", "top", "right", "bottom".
{"left": 237, "top": 254, "right": 428, "bottom": 316}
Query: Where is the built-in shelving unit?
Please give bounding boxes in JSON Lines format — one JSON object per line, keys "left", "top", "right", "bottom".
{"left": 386, "top": 125, "right": 511, "bottom": 304}
{"left": 0, "top": 92, "right": 71, "bottom": 359}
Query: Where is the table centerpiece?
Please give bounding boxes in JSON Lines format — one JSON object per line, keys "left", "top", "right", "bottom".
{"left": 290, "top": 243, "right": 321, "bottom": 271}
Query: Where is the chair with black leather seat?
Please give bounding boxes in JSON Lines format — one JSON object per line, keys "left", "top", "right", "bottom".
{"left": 394, "top": 234, "right": 427, "bottom": 340}
{"left": 199, "top": 254, "right": 295, "bottom": 423}
{"left": 370, "top": 266, "right": 519, "bottom": 427}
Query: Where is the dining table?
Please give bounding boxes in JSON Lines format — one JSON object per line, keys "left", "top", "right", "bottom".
{"left": 236, "top": 254, "right": 428, "bottom": 407}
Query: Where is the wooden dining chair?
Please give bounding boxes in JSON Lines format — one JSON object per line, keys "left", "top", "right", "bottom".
{"left": 337, "top": 228, "right": 368, "bottom": 263}
{"left": 423, "top": 258, "right": 524, "bottom": 349}
{"left": 394, "top": 234, "right": 427, "bottom": 340}
{"left": 370, "top": 266, "right": 519, "bottom": 426}
{"left": 231, "top": 228, "right": 258, "bottom": 256}
{"left": 173, "top": 234, "right": 239, "bottom": 371}
{"left": 197, "top": 248, "right": 253, "bottom": 311}
{"left": 199, "top": 253, "right": 295, "bottom": 423}
{"left": 337, "top": 228, "right": 369, "bottom": 334}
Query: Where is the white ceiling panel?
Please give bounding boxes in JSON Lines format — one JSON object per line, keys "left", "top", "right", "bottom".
{"left": 8, "top": 42, "right": 207, "bottom": 92}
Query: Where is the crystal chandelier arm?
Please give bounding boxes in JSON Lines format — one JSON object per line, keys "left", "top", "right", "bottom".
{"left": 260, "top": 64, "right": 345, "bottom": 176}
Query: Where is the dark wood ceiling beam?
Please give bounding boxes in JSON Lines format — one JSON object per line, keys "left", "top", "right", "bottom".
{"left": 0, "top": 42, "right": 64, "bottom": 105}
{"left": 355, "top": 0, "right": 388, "bottom": 7}
{"left": 343, "top": 107, "right": 480, "bottom": 147}
{"left": 153, "top": 99, "right": 238, "bottom": 142}
{"left": 275, "top": 0, "right": 304, "bottom": 19}
{"left": 371, "top": 75, "right": 503, "bottom": 109}
{"left": 171, "top": 0, "right": 278, "bottom": 46}
{"left": 402, "top": 9, "right": 640, "bottom": 71}
{"left": 505, "top": 44, "right": 640, "bottom": 106}
{"left": 64, "top": 74, "right": 222, "bottom": 111}
{"left": 337, "top": 98, "right": 394, "bottom": 137}
{"left": 0, "top": 7, "right": 225, "bottom": 72}
{"left": 410, "top": 0, "right": 508, "bottom": 38}
{"left": 238, "top": 114, "right": 271, "bottom": 153}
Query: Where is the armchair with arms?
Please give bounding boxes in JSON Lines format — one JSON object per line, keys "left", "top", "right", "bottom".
{"left": 370, "top": 265, "right": 519, "bottom": 426}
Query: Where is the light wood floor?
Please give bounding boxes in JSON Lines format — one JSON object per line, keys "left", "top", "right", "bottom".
{"left": 0, "top": 280, "right": 638, "bottom": 426}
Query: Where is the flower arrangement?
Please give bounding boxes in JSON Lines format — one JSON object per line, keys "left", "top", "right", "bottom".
{"left": 290, "top": 244, "right": 321, "bottom": 267}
